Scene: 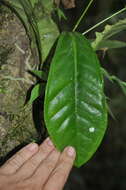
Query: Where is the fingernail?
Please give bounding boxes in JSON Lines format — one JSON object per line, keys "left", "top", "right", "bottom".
{"left": 27, "top": 143, "right": 38, "bottom": 152}
{"left": 66, "top": 146, "right": 76, "bottom": 157}
{"left": 46, "top": 137, "right": 54, "bottom": 146}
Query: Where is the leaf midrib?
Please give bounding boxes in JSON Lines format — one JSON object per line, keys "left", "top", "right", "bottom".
{"left": 72, "top": 34, "right": 78, "bottom": 140}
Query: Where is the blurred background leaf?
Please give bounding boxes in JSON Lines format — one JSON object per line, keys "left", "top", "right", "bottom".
{"left": 92, "top": 18, "right": 126, "bottom": 50}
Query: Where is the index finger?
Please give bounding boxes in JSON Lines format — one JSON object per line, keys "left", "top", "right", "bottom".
{"left": 44, "top": 146, "right": 76, "bottom": 190}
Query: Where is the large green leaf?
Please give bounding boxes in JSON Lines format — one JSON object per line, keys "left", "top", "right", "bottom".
{"left": 44, "top": 32, "right": 107, "bottom": 167}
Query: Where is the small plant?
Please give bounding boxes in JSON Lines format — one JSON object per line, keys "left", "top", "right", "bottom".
{"left": 1, "top": 0, "right": 126, "bottom": 167}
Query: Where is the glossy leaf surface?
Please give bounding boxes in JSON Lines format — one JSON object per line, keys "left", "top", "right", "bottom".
{"left": 44, "top": 32, "right": 107, "bottom": 167}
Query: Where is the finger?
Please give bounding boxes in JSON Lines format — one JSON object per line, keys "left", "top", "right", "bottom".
{"left": 31, "top": 148, "right": 60, "bottom": 185}
{"left": 16, "top": 137, "right": 55, "bottom": 179}
{"left": 0, "top": 143, "right": 38, "bottom": 175}
{"left": 44, "top": 146, "right": 76, "bottom": 190}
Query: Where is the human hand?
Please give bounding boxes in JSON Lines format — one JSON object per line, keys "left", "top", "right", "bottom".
{"left": 0, "top": 137, "right": 76, "bottom": 190}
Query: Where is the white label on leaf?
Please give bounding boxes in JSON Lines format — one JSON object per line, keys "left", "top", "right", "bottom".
{"left": 89, "top": 127, "right": 95, "bottom": 133}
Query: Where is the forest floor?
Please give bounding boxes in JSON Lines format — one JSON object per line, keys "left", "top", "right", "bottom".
{"left": 0, "top": 5, "right": 38, "bottom": 159}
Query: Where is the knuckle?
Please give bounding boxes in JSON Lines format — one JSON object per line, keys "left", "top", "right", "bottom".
{"left": 44, "top": 151, "right": 60, "bottom": 170}
{"left": 8, "top": 155, "right": 23, "bottom": 168}
{"left": 51, "top": 164, "right": 66, "bottom": 180}
{"left": 40, "top": 143, "right": 51, "bottom": 154}
{"left": 45, "top": 159, "right": 55, "bottom": 170}
{"left": 39, "top": 139, "right": 54, "bottom": 155}
{"left": 39, "top": 147, "right": 48, "bottom": 155}
{"left": 60, "top": 157, "right": 72, "bottom": 166}
{"left": 56, "top": 168, "right": 66, "bottom": 178}
{"left": 18, "top": 151, "right": 26, "bottom": 161}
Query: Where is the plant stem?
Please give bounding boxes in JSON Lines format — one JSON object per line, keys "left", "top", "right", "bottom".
{"left": 83, "top": 7, "right": 126, "bottom": 35}
{"left": 73, "top": 0, "right": 94, "bottom": 32}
